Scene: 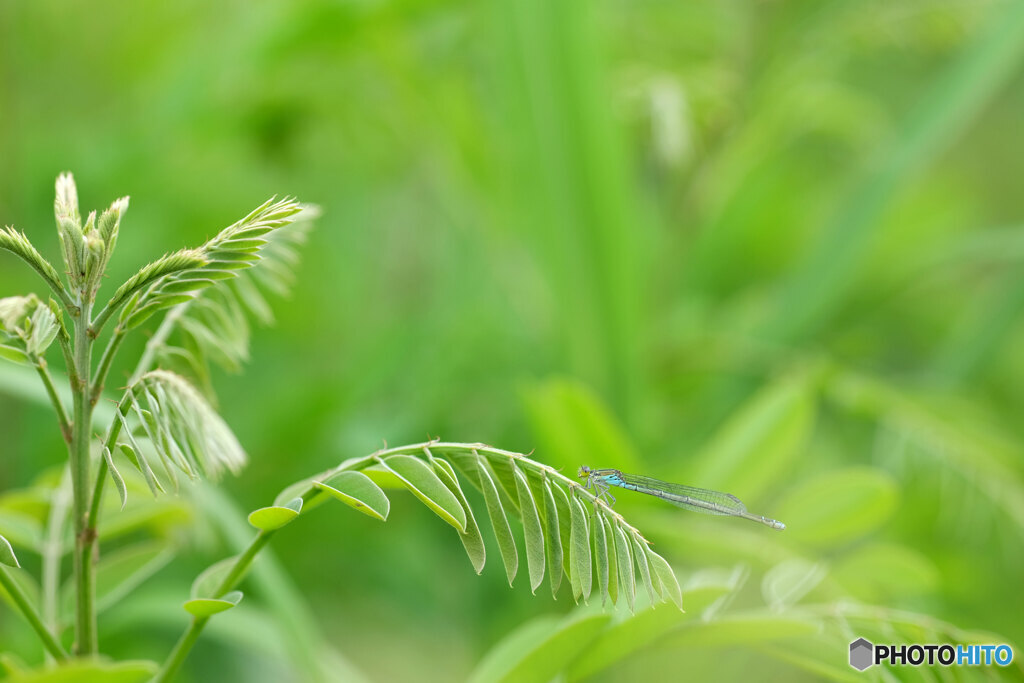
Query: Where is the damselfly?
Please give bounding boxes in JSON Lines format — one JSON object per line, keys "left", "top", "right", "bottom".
{"left": 578, "top": 466, "right": 786, "bottom": 531}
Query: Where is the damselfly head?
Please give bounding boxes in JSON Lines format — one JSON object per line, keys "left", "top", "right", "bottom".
{"left": 577, "top": 465, "right": 592, "bottom": 479}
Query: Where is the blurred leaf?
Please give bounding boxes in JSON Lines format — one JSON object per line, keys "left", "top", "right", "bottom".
{"left": 314, "top": 471, "right": 389, "bottom": 522}
{"left": 766, "top": 2, "right": 1024, "bottom": 340}
{"left": 468, "top": 612, "right": 611, "bottom": 683}
{"left": 652, "top": 611, "right": 821, "bottom": 651}
{"left": 773, "top": 467, "right": 899, "bottom": 546}
{"left": 688, "top": 371, "right": 816, "bottom": 502}
{"left": 98, "top": 498, "right": 192, "bottom": 542}
{"left": 832, "top": 543, "right": 940, "bottom": 601}
{"left": 754, "top": 632, "right": 864, "bottom": 683}
{"left": 190, "top": 556, "right": 236, "bottom": 600}
{"left": 248, "top": 498, "right": 302, "bottom": 531}
{"left": 522, "top": 378, "right": 641, "bottom": 473}
{"left": 183, "top": 590, "right": 243, "bottom": 617}
{"left": 61, "top": 541, "right": 174, "bottom": 620}
{"left": 760, "top": 559, "right": 827, "bottom": 611}
{"left": 827, "top": 369, "right": 1024, "bottom": 537}
{"left": 566, "top": 568, "right": 744, "bottom": 680}
{"left": 379, "top": 454, "right": 466, "bottom": 532}
{"left": 0, "top": 509, "right": 42, "bottom": 553}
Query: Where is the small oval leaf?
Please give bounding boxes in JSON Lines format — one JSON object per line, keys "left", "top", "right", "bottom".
{"left": 315, "top": 471, "right": 390, "bottom": 521}
{"left": 773, "top": 467, "right": 899, "bottom": 546}
{"left": 183, "top": 590, "right": 243, "bottom": 617}
{"left": 247, "top": 502, "right": 301, "bottom": 531}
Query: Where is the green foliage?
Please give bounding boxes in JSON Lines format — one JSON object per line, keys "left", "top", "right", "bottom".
{"left": 267, "top": 443, "right": 681, "bottom": 610}
{"left": 2, "top": 0, "right": 1024, "bottom": 680}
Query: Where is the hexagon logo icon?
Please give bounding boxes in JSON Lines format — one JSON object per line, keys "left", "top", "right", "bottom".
{"left": 850, "top": 638, "right": 874, "bottom": 671}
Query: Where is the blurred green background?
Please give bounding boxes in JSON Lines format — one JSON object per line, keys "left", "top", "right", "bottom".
{"left": 2, "top": 0, "right": 1024, "bottom": 680}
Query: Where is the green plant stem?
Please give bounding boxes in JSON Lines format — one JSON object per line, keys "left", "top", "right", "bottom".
{"left": 31, "top": 356, "right": 71, "bottom": 442}
{"left": 69, "top": 300, "right": 97, "bottom": 655}
{"left": 0, "top": 564, "right": 68, "bottom": 661}
{"left": 153, "top": 529, "right": 277, "bottom": 683}
{"left": 90, "top": 328, "right": 126, "bottom": 405}
{"left": 89, "top": 302, "right": 117, "bottom": 338}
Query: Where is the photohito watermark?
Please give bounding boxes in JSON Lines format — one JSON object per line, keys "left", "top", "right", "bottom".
{"left": 849, "top": 638, "right": 1013, "bottom": 671}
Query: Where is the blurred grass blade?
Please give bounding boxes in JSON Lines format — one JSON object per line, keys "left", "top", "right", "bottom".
{"left": 767, "top": 3, "right": 1024, "bottom": 341}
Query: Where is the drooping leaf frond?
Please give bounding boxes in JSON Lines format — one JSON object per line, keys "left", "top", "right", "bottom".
{"left": 100, "top": 197, "right": 306, "bottom": 334}
{"left": 271, "top": 441, "right": 683, "bottom": 611}
{"left": 110, "top": 370, "right": 247, "bottom": 497}
{"left": 147, "top": 204, "right": 319, "bottom": 392}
